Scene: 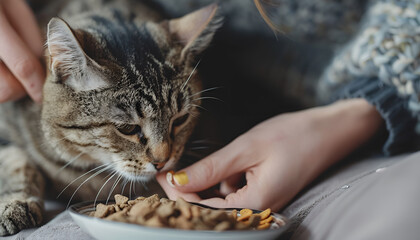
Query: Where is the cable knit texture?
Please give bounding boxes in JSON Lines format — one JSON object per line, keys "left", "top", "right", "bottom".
{"left": 317, "top": 0, "right": 420, "bottom": 154}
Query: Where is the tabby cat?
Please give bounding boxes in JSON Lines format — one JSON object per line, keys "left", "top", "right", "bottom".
{"left": 0, "top": 0, "right": 221, "bottom": 235}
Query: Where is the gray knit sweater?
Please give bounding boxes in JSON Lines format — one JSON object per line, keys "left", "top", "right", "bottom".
{"left": 150, "top": 0, "right": 420, "bottom": 155}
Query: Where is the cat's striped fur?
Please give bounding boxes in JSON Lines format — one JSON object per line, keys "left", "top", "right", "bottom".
{"left": 0, "top": 0, "right": 221, "bottom": 235}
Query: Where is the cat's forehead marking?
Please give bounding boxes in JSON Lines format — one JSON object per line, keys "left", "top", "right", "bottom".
{"left": 88, "top": 13, "right": 164, "bottom": 65}
{"left": 78, "top": 10, "right": 193, "bottom": 125}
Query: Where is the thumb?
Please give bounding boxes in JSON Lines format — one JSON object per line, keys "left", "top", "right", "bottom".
{"left": 167, "top": 139, "right": 249, "bottom": 193}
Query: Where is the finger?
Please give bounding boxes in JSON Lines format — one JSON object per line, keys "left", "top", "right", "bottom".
{"left": 199, "top": 169, "right": 277, "bottom": 210}
{"left": 156, "top": 173, "right": 202, "bottom": 202}
{"left": 199, "top": 183, "right": 262, "bottom": 210}
{"left": 0, "top": 61, "right": 26, "bottom": 102}
{"left": 219, "top": 172, "right": 245, "bottom": 196}
{"left": 3, "top": 0, "right": 44, "bottom": 57}
{"left": 169, "top": 137, "right": 252, "bottom": 193}
{"left": 0, "top": 9, "right": 44, "bottom": 102}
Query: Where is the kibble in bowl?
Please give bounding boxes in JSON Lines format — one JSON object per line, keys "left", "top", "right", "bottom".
{"left": 69, "top": 194, "right": 289, "bottom": 240}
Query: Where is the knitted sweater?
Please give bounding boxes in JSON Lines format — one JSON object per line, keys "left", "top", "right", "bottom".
{"left": 149, "top": 0, "right": 420, "bottom": 156}
{"left": 317, "top": 0, "right": 420, "bottom": 155}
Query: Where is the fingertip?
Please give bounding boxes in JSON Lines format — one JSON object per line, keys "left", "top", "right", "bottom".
{"left": 30, "top": 89, "right": 43, "bottom": 103}
{"left": 0, "top": 62, "right": 26, "bottom": 102}
{"left": 26, "top": 69, "right": 45, "bottom": 103}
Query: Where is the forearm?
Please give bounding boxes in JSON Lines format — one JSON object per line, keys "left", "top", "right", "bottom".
{"left": 303, "top": 98, "right": 383, "bottom": 184}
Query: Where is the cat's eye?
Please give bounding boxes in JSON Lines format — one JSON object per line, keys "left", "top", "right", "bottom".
{"left": 172, "top": 113, "right": 189, "bottom": 128}
{"left": 117, "top": 124, "right": 141, "bottom": 135}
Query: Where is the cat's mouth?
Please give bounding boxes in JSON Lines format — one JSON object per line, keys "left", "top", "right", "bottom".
{"left": 116, "top": 162, "right": 158, "bottom": 182}
{"left": 113, "top": 156, "right": 177, "bottom": 182}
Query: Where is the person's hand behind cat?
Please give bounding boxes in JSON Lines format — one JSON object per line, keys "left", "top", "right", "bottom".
{"left": 157, "top": 99, "right": 383, "bottom": 211}
{"left": 0, "top": 0, "right": 45, "bottom": 103}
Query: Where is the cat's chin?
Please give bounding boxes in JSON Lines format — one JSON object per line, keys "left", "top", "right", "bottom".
{"left": 118, "top": 162, "right": 157, "bottom": 182}
{"left": 120, "top": 171, "right": 156, "bottom": 182}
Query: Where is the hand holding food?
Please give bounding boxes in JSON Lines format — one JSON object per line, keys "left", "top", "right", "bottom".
{"left": 157, "top": 99, "right": 382, "bottom": 211}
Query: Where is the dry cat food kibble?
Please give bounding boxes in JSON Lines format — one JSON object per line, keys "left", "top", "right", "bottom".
{"left": 91, "top": 194, "right": 274, "bottom": 231}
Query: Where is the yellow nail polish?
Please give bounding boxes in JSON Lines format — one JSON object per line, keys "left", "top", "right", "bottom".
{"left": 173, "top": 171, "right": 189, "bottom": 186}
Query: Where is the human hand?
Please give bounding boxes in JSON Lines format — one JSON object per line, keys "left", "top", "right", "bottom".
{"left": 0, "top": 0, "right": 45, "bottom": 103}
{"left": 157, "top": 99, "right": 382, "bottom": 211}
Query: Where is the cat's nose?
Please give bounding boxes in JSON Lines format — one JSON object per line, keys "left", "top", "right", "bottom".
{"left": 150, "top": 142, "right": 171, "bottom": 163}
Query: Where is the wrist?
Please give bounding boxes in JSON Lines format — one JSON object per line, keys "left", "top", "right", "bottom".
{"left": 303, "top": 99, "right": 383, "bottom": 181}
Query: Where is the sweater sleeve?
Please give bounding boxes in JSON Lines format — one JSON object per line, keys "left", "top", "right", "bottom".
{"left": 333, "top": 77, "right": 418, "bottom": 155}
{"left": 317, "top": 0, "right": 420, "bottom": 155}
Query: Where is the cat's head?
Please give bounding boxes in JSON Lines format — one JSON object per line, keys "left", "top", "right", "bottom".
{"left": 41, "top": 4, "right": 221, "bottom": 181}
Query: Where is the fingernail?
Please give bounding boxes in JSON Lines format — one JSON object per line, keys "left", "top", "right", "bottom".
{"left": 166, "top": 171, "right": 189, "bottom": 187}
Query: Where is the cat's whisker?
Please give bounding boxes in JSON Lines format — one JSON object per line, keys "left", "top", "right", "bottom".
{"left": 184, "top": 153, "right": 202, "bottom": 158}
{"left": 140, "top": 179, "right": 149, "bottom": 191}
{"left": 133, "top": 180, "right": 137, "bottom": 197}
{"left": 190, "top": 139, "right": 222, "bottom": 146}
{"left": 98, "top": 170, "right": 116, "bottom": 197}
{"left": 188, "top": 86, "right": 221, "bottom": 99}
{"left": 57, "top": 162, "right": 111, "bottom": 199}
{"left": 181, "top": 59, "right": 201, "bottom": 90}
{"left": 183, "top": 149, "right": 210, "bottom": 160}
{"left": 188, "top": 146, "right": 210, "bottom": 150}
{"left": 106, "top": 173, "right": 123, "bottom": 204}
{"left": 187, "top": 103, "right": 208, "bottom": 112}
{"left": 190, "top": 139, "right": 211, "bottom": 143}
{"left": 66, "top": 165, "right": 114, "bottom": 209}
{"left": 93, "top": 171, "right": 118, "bottom": 207}
{"left": 191, "top": 96, "right": 223, "bottom": 103}
{"left": 129, "top": 180, "right": 133, "bottom": 200}
{"left": 55, "top": 151, "right": 85, "bottom": 175}
{"left": 121, "top": 179, "right": 128, "bottom": 195}
{"left": 186, "top": 109, "right": 199, "bottom": 119}
{"left": 93, "top": 171, "right": 116, "bottom": 207}
{"left": 110, "top": 174, "right": 124, "bottom": 202}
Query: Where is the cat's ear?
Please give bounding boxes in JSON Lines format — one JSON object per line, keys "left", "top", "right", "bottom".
{"left": 168, "top": 4, "right": 222, "bottom": 60}
{"left": 47, "top": 18, "right": 109, "bottom": 91}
